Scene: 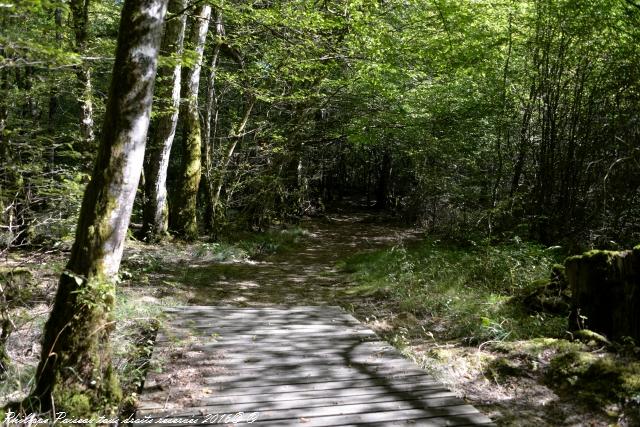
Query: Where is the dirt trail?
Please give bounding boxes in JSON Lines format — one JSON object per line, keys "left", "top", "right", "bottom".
{"left": 159, "top": 211, "right": 422, "bottom": 307}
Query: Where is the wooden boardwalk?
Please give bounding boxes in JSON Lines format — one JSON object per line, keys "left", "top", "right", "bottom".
{"left": 136, "top": 306, "right": 493, "bottom": 426}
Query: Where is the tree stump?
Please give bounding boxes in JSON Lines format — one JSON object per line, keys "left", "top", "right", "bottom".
{"left": 566, "top": 246, "right": 640, "bottom": 342}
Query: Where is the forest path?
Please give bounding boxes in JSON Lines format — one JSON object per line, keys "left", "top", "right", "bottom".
{"left": 137, "top": 306, "right": 494, "bottom": 426}
{"left": 159, "top": 210, "right": 423, "bottom": 307}
{"left": 134, "top": 210, "right": 495, "bottom": 424}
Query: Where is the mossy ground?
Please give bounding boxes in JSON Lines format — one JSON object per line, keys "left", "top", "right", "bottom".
{"left": 339, "top": 239, "right": 640, "bottom": 425}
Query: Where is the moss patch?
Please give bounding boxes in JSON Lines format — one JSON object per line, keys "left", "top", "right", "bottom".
{"left": 53, "top": 388, "right": 92, "bottom": 418}
{"left": 546, "top": 350, "right": 640, "bottom": 406}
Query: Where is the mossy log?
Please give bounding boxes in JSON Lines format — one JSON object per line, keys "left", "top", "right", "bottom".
{"left": 566, "top": 247, "right": 640, "bottom": 342}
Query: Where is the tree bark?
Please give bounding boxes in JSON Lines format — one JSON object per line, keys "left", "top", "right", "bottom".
{"left": 567, "top": 247, "right": 640, "bottom": 342}
{"left": 171, "top": 4, "right": 211, "bottom": 240}
{"left": 201, "top": 41, "right": 221, "bottom": 230}
{"left": 70, "top": 0, "right": 95, "bottom": 154}
{"left": 29, "top": 0, "right": 167, "bottom": 414}
{"left": 142, "top": 0, "right": 187, "bottom": 242}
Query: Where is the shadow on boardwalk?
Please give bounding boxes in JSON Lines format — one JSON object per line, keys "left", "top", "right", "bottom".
{"left": 137, "top": 306, "right": 494, "bottom": 426}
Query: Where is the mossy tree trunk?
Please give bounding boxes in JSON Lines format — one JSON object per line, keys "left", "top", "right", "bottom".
{"left": 171, "top": 4, "right": 211, "bottom": 241}
{"left": 70, "top": 0, "right": 95, "bottom": 157}
{"left": 0, "top": 49, "right": 8, "bottom": 172}
{"left": 201, "top": 10, "right": 223, "bottom": 232}
{"left": 0, "top": 43, "right": 11, "bottom": 245}
{"left": 29, "top": 0, "right": 168, "bottom": 415}
{"left": 566, "top": 247, "right": 640, "bottom": 342}
{"left": 142, "top": 0, "right": 187, "bottom": 242}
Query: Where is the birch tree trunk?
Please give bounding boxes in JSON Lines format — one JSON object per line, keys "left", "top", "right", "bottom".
{"left": 29, "top": 0, "right": 167, "bottom": 414}
{"left": 142, "top": 0, "right": 187, "bottom": 241}
{"left": 171, "top": 4, "right": 211, "bottom": 240}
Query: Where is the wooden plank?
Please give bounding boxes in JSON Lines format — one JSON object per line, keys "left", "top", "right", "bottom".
{"left": 172, "top": 339, "right": 397, "bottom": 353}
{"left": 135, "top": 407, "right": 490, "bottom": 427}
{"left": 145, "top": 355, "right": 432, "bottom": 376}
{"left": 151, "top": 365, "right": 429, "bottom": 385}
{"left": 154, "top": 334, "right": 379, "bottom": 346}
{"left": 138, "top": 387, "right": 457, "bottom": 411}
{"left": 150, "top": 348, "right": 404, "bottom": 366}
{"left": 138, "top": 306, "right": 493, "bottom": 426}
{"left": 156, "top": 328, "right": 377, "bottom": 339}
{"left": 140, "top": 377, "right": 449, "bottom": 405}
{"left": 159, "top": 323, "right": 366, "bottom": 333}
{"left": 201, "top": 374, "right": 444, "bottom": 390}
{"left": 159, "top": 310, "right": 359, "bottom": 322}
{"left": 249, "top": 409, "right": 495, "bottom": 427}
{"left": 162, "top": 314, "right": 363, "bottom": 325}
{"left": 161, "top": 305, "right": 350, "bottom": 315}
{"left": 142, "top": 397, "right": 468, "bottom": 420}
{"left": 143, "top": 402, "right": 479, "bottom": 421}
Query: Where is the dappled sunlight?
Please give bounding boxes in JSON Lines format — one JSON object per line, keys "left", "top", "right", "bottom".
{"left": 126, "top": 214, "right": 422, "bottom": 308}
{"left": 139, "top": 306, "right": 492, "bottom": 425}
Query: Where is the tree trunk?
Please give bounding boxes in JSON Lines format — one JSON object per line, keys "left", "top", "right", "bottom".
{"left": 566, "top": 247, "right": 640, "bottom": 342}
{"left": 201, "top": 13, "right": 222, "bottom": 231}
{"left": 141, "top": 0, "right": 187, "bottom": 242}
{"left": 375, "top": 150, "right": 391, "bottom": 209}
{"left": 0, "top": 56, "right": 8, "bottom": 164}
{"left": 0, "top": 43, "right": 10, "bottom": 246}
{"left": 171, "top": 4, "right": 211, "bottom": 240}
{"left": 70, "top": 0, "right": 95, "bottom": 156}
{"left": 510, "top": 82, "right": 536, "bottom": 199}
{"left": 48, "top": 7, "right": 63, "bottom": 133}
{"left": 28, "top": 0, "right": 167, "bottom": 414}
{"left": 209, "top": 97, "right": 255, "bottom": 225}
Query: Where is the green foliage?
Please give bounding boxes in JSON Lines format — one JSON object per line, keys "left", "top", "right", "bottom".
{"left": 235, "top": 227, "right": 310, "bottom": 258}
{"left": 194, "top": 226, "right": 310, "bottom": 260}
{"left": 340, "top": 238, "right": 566, "bottom": 342}
{"left": 3, "top": 0, "right": 638, "bottom": 246}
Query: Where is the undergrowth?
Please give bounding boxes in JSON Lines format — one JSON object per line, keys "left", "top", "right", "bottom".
{"left": 195, "top": 227, "right": 311, "bottom": 261}
{"left": 340, "top": 238, "right": 567, "bottom": 343}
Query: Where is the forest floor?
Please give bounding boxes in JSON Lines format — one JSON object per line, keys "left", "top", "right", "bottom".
{"left": 2, "top": 208, "right": 639, "bottom": 425}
